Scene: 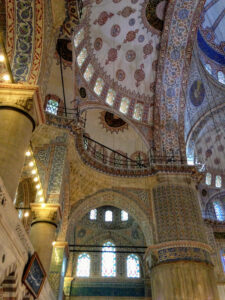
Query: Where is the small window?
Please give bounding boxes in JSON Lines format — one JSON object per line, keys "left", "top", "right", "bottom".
{"left": 221, "top": 250, "right": 225, "bottom": 272}
{"left": 90, "top": 209, "right": 97, "bottom": 220}
{"left": 119, "top": 97, "right": 130, "bottom": 114}
{"left": 84, "top": 64, "right": 94, "bottom": 82}
{"left": 205, "top": 173, "right": 212, "bottom": 185}
{"left": 133, "top": 103, "right": 143, "bottom": 121}
{"left": 205, "top": 64, "right": 212, "bottom": 74}
{"left": 76, "top": 253, "right": 90, "bottom": 277}
{"left": 127, "top": 254, "right": 140, "bottom": 278}
{"left": 46, "top": 99, "right": 59, "bottom": 115}
{"left": 105, "top": 210, "right": 113, "bottom": 222}
{"left": 94, "top": 78, "right": 104, "bottom": 96}
{"left": 74, "top": 28, "right": 85, "bottom": 48}
{"left": 121, "top": 210, "right": 128, "bottom": 221}
{"left": 106, "top": 89, "right": 116, "bottom": 106}
{"left": 216, "top": 175, "right": 222, "bottom": 188}
{"left": 77, "top": 48, "right": 87, "bottom": 67}
{"left": 213, "top": 200, "right": 224, "bottom": 221}
{"left": 102, "top": 242, "right": 116, "bottom": 277}
{"left": 218, "top": 71, "right": 225, "bottom": 84}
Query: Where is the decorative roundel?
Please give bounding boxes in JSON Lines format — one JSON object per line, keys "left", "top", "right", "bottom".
{"left": 116, "top": 69, "right": 126, "bottom": 81}
{"left": 111, "top": 24, "right": 121, "bottom": 37}
{"left": 218, "top": 145, "right": 224, "bottom": 152}
{"left": 205, "top": 149, "right": 212, "bottom": 158}
{"left": 129, "top": 18, "right": 136, "bottom": 26}
{"left": 190, "top": 80, "right": 205, "bottom": 106}
{"left": 94, "top": 37, "right": 103, "bottom": 51}
{"left": 126, "top": 50, "right": 136, "bottom": 62}
{"left": 138, "top": 35, "right": 145, "bottom": 43}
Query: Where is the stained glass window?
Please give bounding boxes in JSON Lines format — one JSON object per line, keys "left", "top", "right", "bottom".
{"left": 74, "top": 28, "right": 85, "bottom": 48}
{"left": 94, "top": 78, "right": 104, "bottom": 96}
{"left": 121, "top": 210, "right": 128, "bottom": 221}
{"left": 218, "top": 71, "right": 225, "bottom": 84}
{"left": 127, "top": 254, "right": 140, "bottom": 278}
{"left": 119, "top": 97, "right": 130, "bottom": 114}
{"left": 105, "top": 210, "right": 113, "bottom": 222}
{"left": 216, "top": 175, "right": 222, "bottom": 188}
{"left": 90, "top": 209, "right": 97, "bottom": 220}
{"left": 76, "top": 253, "right": 90, "bottom": 277}
{"left": 84, "top": 64, "right": 94, "bottom": 82}
{"left": 46, "top": 99, "right": 59, "bottom": 115}
{"left": 83, "top": 136, "right": 88, "bottom": 150}
{"left": 102, "top": 242, "right": 116, "bottom": 277}
{"left": 213, "top": 200, "right": 225, "bottom": 221}
{"left": 206, "top": 173, "right": 212, "bottom": 185}
{"left": 77, "top": 48, "right": 87, "bottom": 67}
{"left": 133, "top": 103, "right": 143, "bottom": 121}
{"left": 205, "top": 64, "right": 212, "bottom": 74}
{"left": 106, "top": 89, "right": 116, "bottom": 106}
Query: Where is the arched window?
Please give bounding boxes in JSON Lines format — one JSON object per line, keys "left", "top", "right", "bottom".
{"left": 121, "top": 210, "right": 128, "bottom": 221}
{"left": 105, "top": 210, "right": 113, "bottom": 222}
{"left": 90, "top": 209, "right": 97, "bottom": 220}
{"left": 205, "top": 64, "right": 212, "bottom": 74}
{"left": 76, "top": 253, "right": 90, "bottom": 277}
{"left": 46, "top": 99, "right": 59, "bottom": 115}
{"left": 127, "top": 254, "right": 140, "bottom": 278}
{"left": 221, "top": 250, "right": 225, "bottom": 272}
{"left": 213, "top": 200, "right": 225, "bottom": 221}
{"left": 216, "top": 175, "right": 222, "bottom": 188}
{"left": 102, "top": 241, "right": 116, "bottom": 277}
{"left": 205, "top": 173, "right": 212, "bottom": 185}
{"left": 218, "top": 71, "right": 225, "bottom": 84}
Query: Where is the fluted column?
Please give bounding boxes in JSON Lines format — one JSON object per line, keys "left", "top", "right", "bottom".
{"left": 0, "top": 84, "right": 44, "bottom": 200}
{"left": 30, "top": 203, "right": 61, "bottom": 274}
{"left": 148, "top": 172, "right": 219, "bottom": 300}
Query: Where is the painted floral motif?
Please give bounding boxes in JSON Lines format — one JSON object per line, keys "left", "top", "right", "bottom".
{"left": 93, "top": 11, "right": 114, "bottom": 26}
{"left": 129, "top": 18, "right": 136, "bottom": 26}
{"left": 105, "top": 45, "right": 121, "bottom": 65}
{"left": 123, "top": 29, "right": 139, "bottom": 43}
{"left": 126, "top": 50, "right": 136, "bottom": 62}
{"left": 113, "top": 0, "right": 122, "bottom": 3}
{"left": 134, "top": 64, "right": 145, "bottom": 87}
{"left": 94, "top": 37, "right": 103, "bottom": 51}
{"left": 138, "top": 35, "right": 145, "bottom": 43}
{"left": 116, "top": 69, "right": 126, "bottom": 81}
{"left": 117, "top": 7, "right": 136, "bottom": 18}
{"left": 96, "top": 0, "right": 103, "bottom": 3}
{"left": 143, "top": 41, "right": 153, "bottom": 59}
{"left": 111, "top": 24, "right": 121, "bottom": 37}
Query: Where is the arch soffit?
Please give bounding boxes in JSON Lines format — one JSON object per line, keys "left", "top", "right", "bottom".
{"left": 204, "top": 190, "right": 225, "bottom": 210}
{"left": 154, "top": 0, "right": 206, "bottom": 153}
{"left": 186, "top": 102, "right": 225, "bottom": 156}
{"left": 68, "top": 190, "right": 153, "bottom": 246}
{"left": 80, "top": 103, "right": 151, "bottom": 149}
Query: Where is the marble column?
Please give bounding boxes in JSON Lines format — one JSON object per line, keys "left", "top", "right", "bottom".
{"left": 148, "top": 172, "right": 219, "bottom": 300}
{"left": 48, "top": 242, "right": 69, "bottom": 300}
{"left": 0, "top": 84, "right": 44, "bottom": 200}
{"left": 30, "top": 203, "right": 61, "bottom": 274}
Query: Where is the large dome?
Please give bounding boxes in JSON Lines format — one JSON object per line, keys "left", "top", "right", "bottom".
{"left": 197, "top": 0, "right": 225, "bottom": 84}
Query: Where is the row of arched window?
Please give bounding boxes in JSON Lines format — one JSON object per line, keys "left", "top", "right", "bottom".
{"left": 205, "top": 173, "right": 222, "bottom": 188}
{"left": 76, "top": 242, "right": 140, "bottom": 278}
{"left": 90, "top": 209, "right": 128, "bottom": 222}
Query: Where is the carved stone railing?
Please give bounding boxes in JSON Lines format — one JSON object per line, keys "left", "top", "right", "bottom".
{"left": 45, "top": 112, "right": 204, "bottom": 178}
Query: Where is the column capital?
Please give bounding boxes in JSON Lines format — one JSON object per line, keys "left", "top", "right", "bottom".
{"left": 0, "top": 83, "right": 45, "bottom": 129}
{"left": 30, "top": 203, "right": 62, "bottom": 226}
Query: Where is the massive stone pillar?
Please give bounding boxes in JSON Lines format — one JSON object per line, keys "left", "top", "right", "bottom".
{"left": 147, "top": 171, "right": 219, "bottom": 300}
{"left": 30, "top": 203, "right": 61, "bottom": 273}
{"left": 0, "top": 84, "right": 44, "bottom": 200}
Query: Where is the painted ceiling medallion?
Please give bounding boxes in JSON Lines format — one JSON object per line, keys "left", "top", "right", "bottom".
{"left": 93, "top": 11, "right": 114, "bottom": 26}
{"left": 105, "top": 45, "right": 121, "bottom": 65}
{"left": 189, "top": 80, "right": 205, "bottom": 107}
{"left": 99, "top": 111, "right": 128, "bottom": 134}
